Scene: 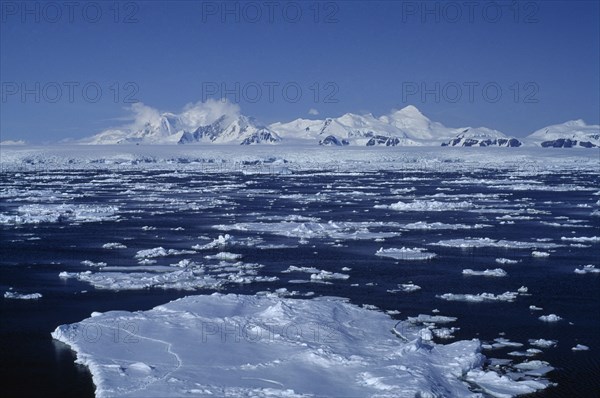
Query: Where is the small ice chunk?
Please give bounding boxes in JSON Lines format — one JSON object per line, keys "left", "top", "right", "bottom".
{"left": 495, "top": 258, "right": 520, "bottom": 265}
{"left": 529, "top": 339, "right": 557, "bottom": 348}
{"left": 572, "top": 344, "right": 590, "bottom": 351}
{"left": 462, "top": 268, "right": 507, "bottom": 277}
{"left": 4, "top": 291, "right": 42, "bottom": 300}
{"left": 538, "top": 314, "right": 562, "bottom": 322}
{"left": 204, "top": 252, "right": 243, "bottom": 261}
{"left": 517, "top": 286, "right": 528, "bottom": 294}
{"left": 102, "top": 242, "right": 127, "bottom": 249}
{"left": 390, "top": 283, "right": 421, "bottom": 293}
{"left": 532, "top": 251, "right": 550, "bottom": 258}
{"left": 529, "top": 305, "right": 543, "bottom": 311}
{"left": 310, "top": 270, "right": 349, "bottom": 281}
{"left": 574, "top": 265, "right": 600, "bottom": 274}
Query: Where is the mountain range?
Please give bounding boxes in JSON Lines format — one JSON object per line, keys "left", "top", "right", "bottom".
{"left": 81, "top": 105, "right": 600, "bottom": 148}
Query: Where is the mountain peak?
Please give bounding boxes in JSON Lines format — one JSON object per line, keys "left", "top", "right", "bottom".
{"left": 395, "top": 105, "right": 425, "bottom": 117}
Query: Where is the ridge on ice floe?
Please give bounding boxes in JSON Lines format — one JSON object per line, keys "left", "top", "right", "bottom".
{"left": 51, "top": 294, "right": 552, "bottom": 397}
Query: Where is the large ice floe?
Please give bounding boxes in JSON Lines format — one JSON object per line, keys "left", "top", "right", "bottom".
{"left": 214, "top": 221, "right": 399, "bottom": 241}
{"left": 52, "top": 294, "right": 550, "bottom": 397}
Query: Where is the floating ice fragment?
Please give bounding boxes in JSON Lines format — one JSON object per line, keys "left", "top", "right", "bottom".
{"left": 531, "top": 251, "right": 550, "bottom": 258}
{"left": 529, "top": 339, "right": 557, "bottom": 348}
{"left": 204, "top": 252, "right": 243, "bottom": 261}
{"left": 496, "top": 258, "right": 520, "bottom": 265}
{"left": 375, "top": 247, "right": 436, "bottom": 261}
{"left": 574, "top": 265, "right": 600, "bottom": 274}
{"left": 437, "top": 291, "right": 519, "bottom": 303}
{"left": 309, "top": 270, "right": 350, "bottom": 281}
{"left": 135, "top": 247, "right": 195, "bottom": 259}
{"left": 102, "top": 242, "right": 127, "bottom": 249}
{"left": 561, "top": 236, "right": 600, "bottom": 243}
{"left": 387, "top": 283, "right": 422, "bottom": 293}
{"left": 378, "top": 200, "right": 473, "bottom": 212}
{"left": 4, "top": 291, "right": 42, "bottom": 300}
{"left": 572, "top": 344, "right": 589, "bottom": 351}
{"left": 538, "top": 314, "right": 562, "bottom": 322}
{"left": 462, "top": 268, "right": 507, "bottom": 277}
{"left": 81, "top": 260, "right": 107, "bottom": 267}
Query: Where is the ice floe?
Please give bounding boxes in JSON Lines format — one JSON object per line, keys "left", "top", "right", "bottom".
{"left": 572, "top": 344, "right": 590, "bottom": 351}
{"left": 0, "top": 204, "right": 119, "bottom": 225}
{"left": 134, "top": 247, "right": 196, "bottom": 260}
{"left": 574, "top": 265, "right": 600, "bottom": 274}
{"left": 51, "top": 293, "right": 551, "bottom": 397}
{"left": 431, "top": 238, "right": 561, "bottom": 249}
{"left": 531, "top": 251, "right": 550, "bottom": 258}
{"left": 375, "top": 247, "right": 437, "bottom": 261}
{"left": 561, "top": 236, "right": 600, "bottom": 243}
{"left": 529, "top": 339, "right": 557, "bottom": 348}
{"left": 538, "top": 314, "right": 563, "bottom": 322}
{"left": 59, "top": 259, "right": 277, "bottom": 291}
{"left": 462, "top": 268, "right": 507, "bottom": 277}
{"left": 214, "top": 221, "right": 399, "bottom": 241}
{"left": 102, "top": 242, "right": 127, "bottom": 249}
{"left": 387, "top": 283, "right": 422, "bottom": 293}
{"left": 495, "top": 258, "right": 520, "bottom": 265}
{"left": 376, "top": 199, "right": 473, "bottom": 211}
{"left": 4, "top": 291, "right": 42, "bottom": 300}
{"left": 437, "top": 291, "right": 520, "bottom": 303}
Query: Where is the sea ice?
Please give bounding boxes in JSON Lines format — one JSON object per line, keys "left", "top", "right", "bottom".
{"left": 529, "top": 339, "right": 557, "bottom": 348}
{"left": 495, "top": 258, "right": 520, "bottom": 265}
{"left": 538, "top": 314, "right": 562, "bottom": 322}
{"left": 375, "top": 247, "right": 437, "bottom": 261}
{"left": 52, "top": 293, "right": 550, "bottom": 397}
{"left": 377, "top": 200, "right": 473, "bottom": 211}
{"left": 102, "top": 242, "right": 127, "bottom": 249}
{"left": 572, "top": 344, "right": 590, "bottom": 351}
{"left": 0, "top": 204, "right": 119, "bottom": 225}
{"left": 437, "top": 291, "right": 520, "bottom": 303}
{"left": 3, "top": 291, "right": 42, "bottom": 300}
{"left": 561, "top": 236, "right": 600, "bottom": 243}
{"left": 431, "top": 238, "right": 560, "bottom": 250}
{"left": 462, "top": 268, "right": 507, "bottom": 277}
{"left": 574, "top": 265, "right": 600, "bottom": 274}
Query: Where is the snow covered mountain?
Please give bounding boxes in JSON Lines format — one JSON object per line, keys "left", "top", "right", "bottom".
{"left": 442, "top": 127, "right": 522, "bottom": 147}
{"left": 271, "top": 111, "right": 420, "bottom": 146}
{"left": 271, "top": 105, "right": 525, "bottom": 147}
{"left": 82, "top": 107, "right": 280, "bottom": 146}
{"left": 80, "top": 102, "right": 597, "bottom": 148}
{"left": 527, "top": 120, "right": 600, "bottom": 148}
{"left": 270, "top": 105, "right": 458, "bottom": 146}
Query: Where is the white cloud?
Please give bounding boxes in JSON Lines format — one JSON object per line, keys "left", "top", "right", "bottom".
{"left": 126, "top": 102, "right": 162, "bottom": 131}
{"left": 113, "top": 99, "right": 241, "bottom": 133}
{"left": 308, "top": 108, "right": 320, "bottom": 116}
{"left": 180, "top": 99, "right": 240, "bottom": 128}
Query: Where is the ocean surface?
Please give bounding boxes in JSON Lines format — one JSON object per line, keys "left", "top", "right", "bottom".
{"left": 1, "top": 154, "right": 599, "bottom": 397}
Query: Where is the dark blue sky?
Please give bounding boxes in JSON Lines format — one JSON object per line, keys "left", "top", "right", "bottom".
{"left": 1, "top": 0, "right": 599, "bottom": 142}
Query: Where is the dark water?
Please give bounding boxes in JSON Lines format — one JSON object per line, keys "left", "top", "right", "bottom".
{"left": 1, "top": 167, "right": 599, "bottom": 397}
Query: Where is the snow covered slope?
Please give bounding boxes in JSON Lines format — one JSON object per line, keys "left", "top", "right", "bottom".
{"left": 52, "top": 293, "right": 550, "bottom": 397}
{"left": 81, "top": 107, "right": 281, "bottom": 145}
{"left": 271, "top": 111, "right": 420, "bottom": 146}
{"left": 443, "top": 127, "right": 522, "bottom": 147}
{"left": 271, "top": 105, "right": 454, "bottom": 146}
{"left": 527, "top": 120, "right": 600, "bottom": 148}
